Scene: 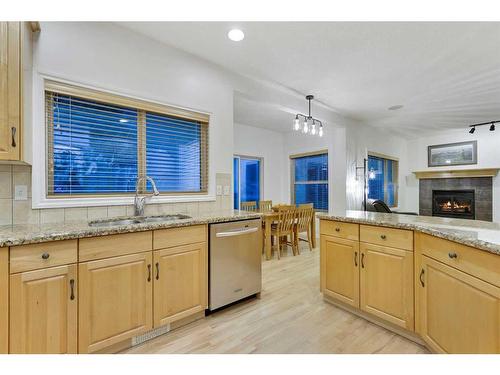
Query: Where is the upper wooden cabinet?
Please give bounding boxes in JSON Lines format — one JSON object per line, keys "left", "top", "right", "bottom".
{"left": 9, "top": 264, "right": 77, "bottom": 354}
{"left": 360, "top": 242, "right": 414, "bottom": 330}
{"left": 418, "top": 255, "right": 500, "bottom": 353}
{"left": 0, "top": 22, "right": 22, "bottom": 161}
{"left": 78, "top": 252, "right": 153, "bottom": 353}
{"left": 153, "top": 242, "right": 207, "bottom": 327}
{"left": 320, "top": 234, "right": 360, "bottom": 308}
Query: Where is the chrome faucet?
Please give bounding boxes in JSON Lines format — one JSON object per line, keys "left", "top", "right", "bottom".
{"left": 134, "top": 176, "right": 160, "bottom": 216}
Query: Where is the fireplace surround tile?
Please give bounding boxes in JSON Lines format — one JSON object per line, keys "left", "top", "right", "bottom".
{"left": 419, "top": 177, "right": 492, "bottom": 221}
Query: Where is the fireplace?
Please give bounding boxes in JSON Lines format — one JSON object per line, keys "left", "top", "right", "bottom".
{"left": 432, "top": 190, "right": 475, "bottom": 220}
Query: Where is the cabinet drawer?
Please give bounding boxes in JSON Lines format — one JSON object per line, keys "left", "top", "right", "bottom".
{"left": 320, "top": 220, "right": 359, "bottom": 241}
{"left": 416, "top": 233, "right": 500, "bottom": 287}
{"left": 154, "top": 225, "right": 206, "bottom": 250}
{"left": 360, "top": 225, "right": 413, "bottom": 251}
{"left": 79, "top": 232, "right": 152, "bottom": 262}
{"left": 10, "top": 240, "right": 77, "bottom": 273}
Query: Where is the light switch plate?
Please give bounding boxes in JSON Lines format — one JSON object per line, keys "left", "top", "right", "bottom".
{"left": 223, "top": 185, "right": 230, "bottom": 196}
{"left": 216, "top": 185, "right": 223, "bottom": 196}
{"left": 14, "top": 185, "right": 28, "bottom": 201}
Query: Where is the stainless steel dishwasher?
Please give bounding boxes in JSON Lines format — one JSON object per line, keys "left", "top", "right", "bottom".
{"left": 209, "top": 219, "right": 262, "bottom": 311}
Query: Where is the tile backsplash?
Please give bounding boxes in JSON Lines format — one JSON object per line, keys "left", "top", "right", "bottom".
{"left": 0, "top": 164, "right": 232, "bottom": 225}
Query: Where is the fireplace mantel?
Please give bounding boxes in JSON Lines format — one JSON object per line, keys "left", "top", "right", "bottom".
{"left": 413, "top": 168, "right": 500, "bottom": 180}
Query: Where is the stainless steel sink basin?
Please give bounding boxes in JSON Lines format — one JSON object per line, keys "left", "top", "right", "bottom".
{"left": 142, "top": 214, "right": 191, "bottom": 222}
{"left": 89, "top": 218, "right": 142, "bottom": 227}
{"left": 88, "top": 214, "right": 191, "bottom": 227}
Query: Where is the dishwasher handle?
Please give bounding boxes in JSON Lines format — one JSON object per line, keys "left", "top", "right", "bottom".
{"left": 215, "top": 227, "right": 259, "bottom": 238}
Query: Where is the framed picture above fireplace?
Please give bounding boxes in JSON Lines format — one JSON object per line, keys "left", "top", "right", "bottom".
{"left": 427, "top": 141, "right": 477, "bottom": 167}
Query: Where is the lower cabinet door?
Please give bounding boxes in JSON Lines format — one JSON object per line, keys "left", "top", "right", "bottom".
{"left": 79, "top": 252, "right": 153, "bottom": 353}
{"left": 419, "top": 255, "right": 500, "bottom": 353}
{"left": 153, "top": 242, "right": 207, "bottom": 328}
{"left": 320, "top": 235, "right": 360, "bottom": 307}
{"left": 360, "top": 243, "right": 414, "bottom": 330}
{"left": 9, "top": 264, "right": 78, "bottom": 354}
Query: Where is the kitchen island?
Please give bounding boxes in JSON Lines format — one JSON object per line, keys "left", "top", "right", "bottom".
{"left": 0, "top": 210, "right": 261, "bottom": 354}
{"left": 318, "top": 210, "right": 500, "bottom": 354}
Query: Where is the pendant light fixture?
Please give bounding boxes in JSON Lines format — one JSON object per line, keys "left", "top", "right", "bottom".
{"left": 293, "top": 95, "right": 324, "bottom": 137}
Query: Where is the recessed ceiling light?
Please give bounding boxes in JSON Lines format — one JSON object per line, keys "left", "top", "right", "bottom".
{"left": 388, "top": 105, "right": 404, "bottom": 111}
{"left": 228, "top": 29, "right": 244, "bottom": 42}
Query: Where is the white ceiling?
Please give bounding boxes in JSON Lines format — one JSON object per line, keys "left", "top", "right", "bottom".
{"left": 119, "top": 22, "right": 500, "bottom": 138}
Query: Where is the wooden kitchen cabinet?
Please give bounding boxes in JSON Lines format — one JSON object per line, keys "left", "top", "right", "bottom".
{"left": 360, "top": 243, "right": 414, "bottom": 330}
{"left": 418, "top": 255, "right": 500, "bottom": 353}
{"left": 9, "top": 265, "right": 77, "bottom": 354}
{"left": 320, "top": 235, "right": 360, "bottom": 307}
{"left": 0, "top": 248, "right": 8, "bottom": 354}
{"left": 78, "top": 252, "right": 153, "bottom": 353}
{"left": 0, "top": 22, "right": 22, "bottom": 161}
{"left": 153, "top": 242, "right": 207, "bottom": 327}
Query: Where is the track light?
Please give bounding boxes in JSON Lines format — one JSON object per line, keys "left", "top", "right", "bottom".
{"left": 468, "top": 120, "right": 498, "bottom": 133}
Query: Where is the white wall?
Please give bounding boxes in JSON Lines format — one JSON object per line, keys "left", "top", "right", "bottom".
{"left": 406, "top": 128, "right": 500, "bottom": 221}
{"left": 233, "top": 123, "right": 285, "bottom": 204}
{"left": 31, "top": 22, "right": 235, "bottom": 208}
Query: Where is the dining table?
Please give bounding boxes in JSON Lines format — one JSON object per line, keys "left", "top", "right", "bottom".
{"left": 261, "top": 208, "right": 316, "bottom": 260}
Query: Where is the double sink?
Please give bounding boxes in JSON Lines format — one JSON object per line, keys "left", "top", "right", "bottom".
{"left": 89, "top": 214, "right": 192, "bottom": 227}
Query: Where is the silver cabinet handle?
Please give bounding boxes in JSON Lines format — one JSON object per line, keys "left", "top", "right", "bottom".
{"left": 41, "top": 252, "right": 50, "bottom": 260}
{"left": 11, "top": 127, "right": 16, "bottom": 147}
{"left": 216, "top": 227, "right": 258, "bottom": 238}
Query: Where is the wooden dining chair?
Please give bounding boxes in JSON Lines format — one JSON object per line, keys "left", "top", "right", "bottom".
{"left": 270, "top": 207, "right": 297, "bottom": 259}
{"left": 298, "top": 203, "right": 314, "bottom": 209}
{"left": 240, "top": 201, "right": 258, "bottom": 212}
{"left": 294, "top": 207, "right": 314, "bottom": 253}
{"left": 259, "top": 200, "right": 273, "bottom": 213}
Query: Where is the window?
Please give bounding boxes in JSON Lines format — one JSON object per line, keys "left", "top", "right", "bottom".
{"left": 367, "top": 153, "right": 399, "bottom": 207}
{"left": 233, "top": 156, "right": 262, "bottom": 209}
{"left": 45, "top": 81, "right": 209, "bottom": 197}
{"left": 291, "top": 152, "right": 328, "bottom": 211}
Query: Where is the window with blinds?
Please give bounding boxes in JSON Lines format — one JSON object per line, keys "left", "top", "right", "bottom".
{"left": 290, "top": 152, "right": 329, "bottom": 211}
{"left": 367, "top": 154, "right": 399, "bottom": 207}
{"left": 45, "top": 82, "right": 209, "bottom": 197}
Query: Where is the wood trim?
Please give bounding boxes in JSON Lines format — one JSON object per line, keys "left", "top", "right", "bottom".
{"left": 44, "top": 80, "right": 210, "bottom": 123}
{"left": 0, "top": 248, "right": 8, "bottom": 354}
{"left": 367, "top": 151, "right": 399, "bottom": 161}
{"left": 29, "top": 22, "right": 40, "bottom": 33}
{"left": 289, "top": 149, "right": 328, "bottom": 160}
{"left": 413, "top": 168, "right": 499, "bottom": 179}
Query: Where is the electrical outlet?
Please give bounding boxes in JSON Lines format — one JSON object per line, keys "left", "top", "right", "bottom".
{"left": 223, "top": 185, "right": 230, "bottom": 196}
{"left": 216, "top": 185, "right": 223, "bottom": 195}
{"left": 14, "top": 185, "right": 28, "bottom": 201}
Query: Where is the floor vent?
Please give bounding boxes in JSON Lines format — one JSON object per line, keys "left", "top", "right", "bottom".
{"left": 131, "top": 324, "right": 171, "bottom": 346}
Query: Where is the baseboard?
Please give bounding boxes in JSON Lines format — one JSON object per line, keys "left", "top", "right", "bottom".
{"left": 323, "top": 295, "right": 427, "bottom": 348}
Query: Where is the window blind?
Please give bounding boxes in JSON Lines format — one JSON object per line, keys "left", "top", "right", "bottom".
{"left": 146, "top": 112, "right": 208, "bottom": 193}
{"left": 367, "top": 155, "right": 399, "bottom": 206}
{"left": 291, "top": 153, "right": 328, "bottom": 211}
{"left": 46, "top": 83, "right": 209, "bottom": 197}
{"left": 47, "top": 92, "right": 139, "bottom": 195}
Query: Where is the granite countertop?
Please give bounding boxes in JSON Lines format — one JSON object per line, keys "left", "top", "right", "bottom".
{"left": 0, "top": 210, "right": 262, "bottom": 248}
{"left": 317, "top": 210, "right": 500, "bottom": 256}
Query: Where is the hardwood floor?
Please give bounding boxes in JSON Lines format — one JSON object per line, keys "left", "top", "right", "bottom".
{"left": 123, "top": 241, "right": 428, "bottom": 354}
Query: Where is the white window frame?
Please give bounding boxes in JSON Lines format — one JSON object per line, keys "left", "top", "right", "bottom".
{"left": 31, "top": 74, "right": 216, "bottom": 209}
